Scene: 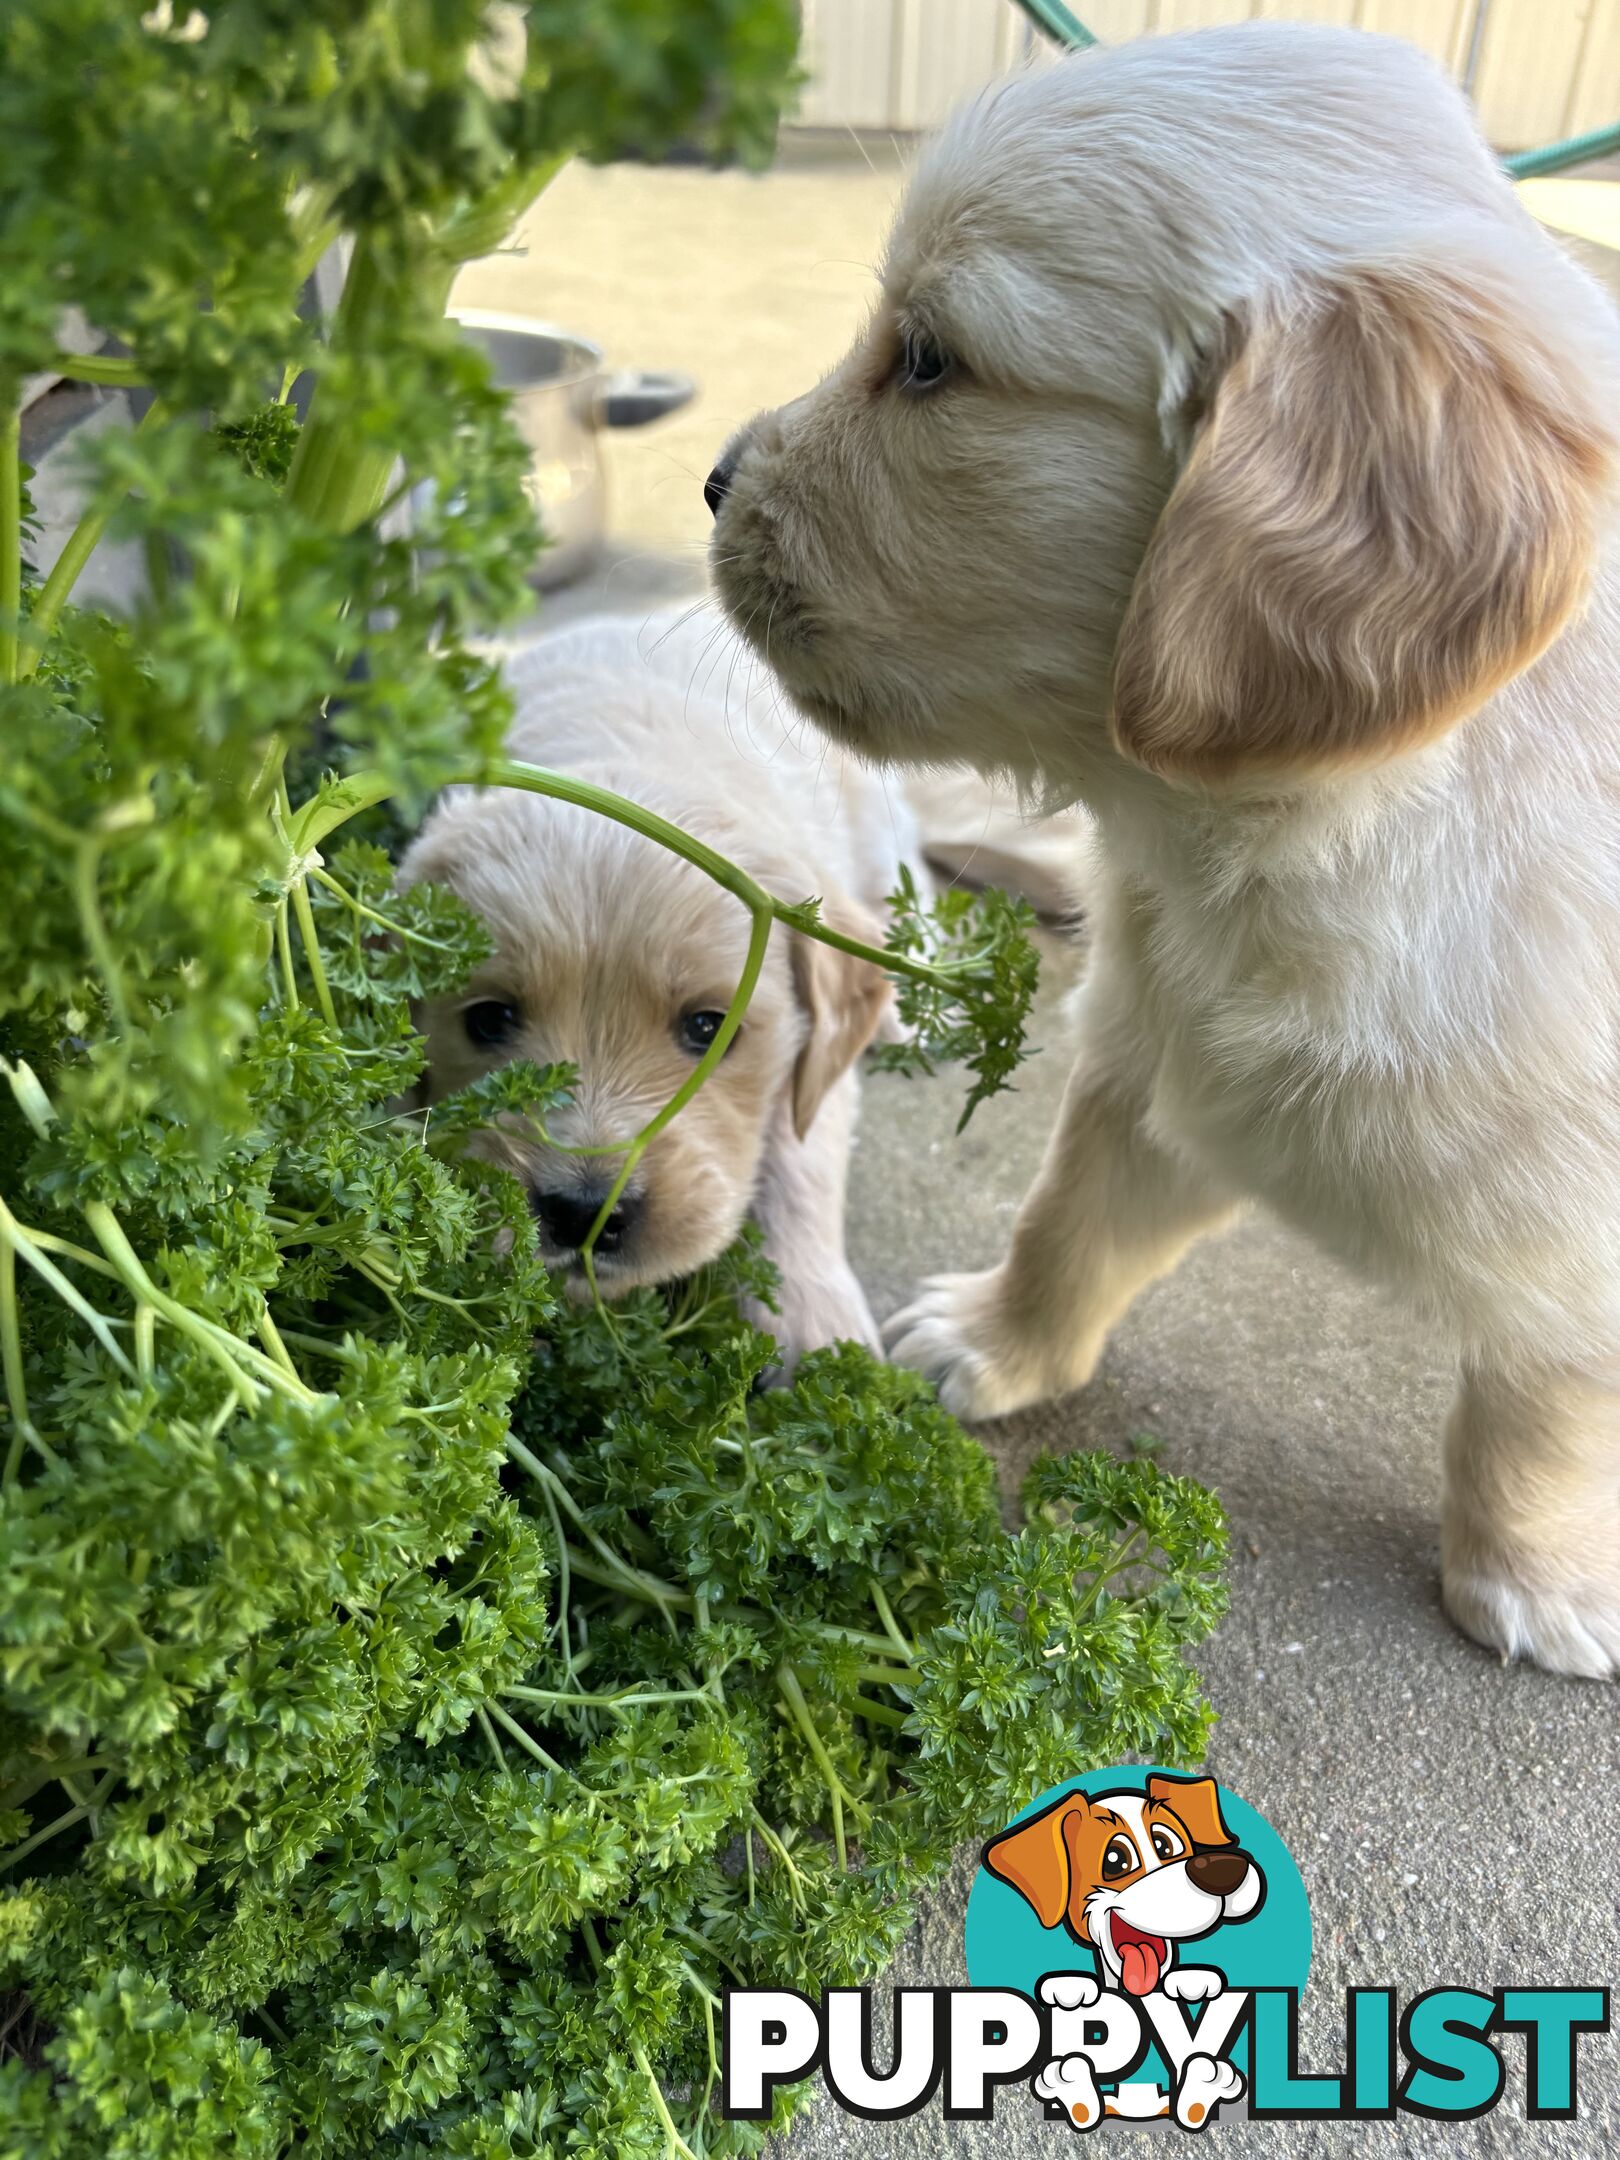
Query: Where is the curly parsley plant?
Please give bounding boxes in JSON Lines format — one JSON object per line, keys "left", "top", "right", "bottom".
{"left": 0, "top": 5, "right": 1228, "bottom": 2155}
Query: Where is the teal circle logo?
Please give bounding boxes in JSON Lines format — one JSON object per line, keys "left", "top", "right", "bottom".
{"left": 965, "top": 1767, "right": 1310, "bottom": 2120}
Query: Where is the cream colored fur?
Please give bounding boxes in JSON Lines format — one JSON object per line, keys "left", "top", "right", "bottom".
{"left": 710, "top": 24, "right": 1620, "bottom": 1677}
{"left": 400, "top": 607, "right": 912, "bottom": 1366}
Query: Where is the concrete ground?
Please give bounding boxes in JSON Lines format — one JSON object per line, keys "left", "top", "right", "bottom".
{"left": 465, "top": 143, "right": 1620, "bottom": 2156}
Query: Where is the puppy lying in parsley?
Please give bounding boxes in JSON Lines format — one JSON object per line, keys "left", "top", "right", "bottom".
{"left": 401, "top": 607, "right": 914, "bottom": 1363}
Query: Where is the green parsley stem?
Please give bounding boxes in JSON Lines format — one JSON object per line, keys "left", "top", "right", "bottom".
{"left": 474, "top": 1705, "right": 508, "bottom": 1774}
{"left": 855, "top": 1662, "right": 917, "bottom": 1690}
{"left": 72, "top": 840, "right": 131, "bottom": 1034}
{"left": 0, "top": 1195, "right": 135, "bottom": 1380}
{"left": 747, "top": 1808, "right": 806, "bottom": 1907}
{"left": 43, "top": 352, "right": 145, "bottom": 387}
{"left": 83, "top": 1201, "right": 325, "bottom": 1408}
{"left": 869, "top": 1580, "right": 917, "bottom": 1659}
{"left": 777, "top": 1664, "right": 867, "bottom": 1867}
{"left": 288, "top": 759, "right": 975, "bottom": 1002}
{"left": 581, "top": 900, "right": 771, "bottom": 1267}
{"left": 503, "top": 1683, "right": 716, "bottom": 1714}
{"left": 0, "top": 1771, "right": 118, "bottom": 1876}
{"left": 0, "top": 1755, "right": 113, "bottom": 1813}
{"left": 631, "top": 2039, "right": 700, "bottom": 2160}
{"left": 18, "top": 400, "right": 167, "bottom": 679}
{"left": 850, "top": 1693, "right": 909, "bottom": 1730}
{"left": 1, "top": 396, "right": 19, "bottom": 686}
{"left": 482, "top": 1698, "right": 567, "bottom": 1778}
{"left": 290, "top": 853, "right": 338, "bottom": 1029}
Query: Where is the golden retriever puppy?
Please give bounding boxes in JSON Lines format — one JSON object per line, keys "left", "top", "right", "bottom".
{"left": 401, "top": 608, "right": 906, "bottom": 1363}
{"left": 707, "top": 24, "right": 1620, "bottom": 1677}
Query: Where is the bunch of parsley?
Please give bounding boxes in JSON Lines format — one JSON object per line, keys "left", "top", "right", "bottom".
{"left": 0, "top": 6, "right": 1227, "bottom": 2154}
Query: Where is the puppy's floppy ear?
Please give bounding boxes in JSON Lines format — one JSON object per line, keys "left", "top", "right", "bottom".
{"left": 1147, "top": 1773, "right": 1234, "bottom": 1852}
{"left": 983, "top": 1790, "right": 1097, "bottom": 1931}
{"left": 1114, "top": 256, "right": 1616, "bottom": 782}
{"left": 789, "top": 898, "right": 890, "bottom": 1140}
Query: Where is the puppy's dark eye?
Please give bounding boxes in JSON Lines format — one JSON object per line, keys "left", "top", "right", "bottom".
{"left": 1151, "top": 1827, "right": 1184, "bottom": 1863}
{"left": 900, "top": 329, "right": 953, "bottom": 393}
{"left": 1101, "top": 1836, "right": 1139, "bottom": 1881}
{"left": 678, "top": 1009, "right": 728, "bottom": 1055}
{"left": 462, "top": 999, "right": 522, "bottom": 1049}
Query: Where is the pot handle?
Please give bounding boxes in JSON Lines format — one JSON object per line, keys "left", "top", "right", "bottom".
{"left": 595, "top": 368, "right": 696, "bottom": 428}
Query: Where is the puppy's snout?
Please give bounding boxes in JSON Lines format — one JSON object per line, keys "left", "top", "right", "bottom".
{"left": 703, "top": 455, "right": 736, "bottom": 519}
{"left": 532, "top": 1184, "right": 642, "bottom": 1255}
{"left": 1187, "top": 1848, "right": 1251, "bottom": 1898}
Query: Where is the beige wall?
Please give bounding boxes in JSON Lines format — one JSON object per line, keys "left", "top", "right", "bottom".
{"left": 796, "top": 0, "right": 1620, "bottom": 149}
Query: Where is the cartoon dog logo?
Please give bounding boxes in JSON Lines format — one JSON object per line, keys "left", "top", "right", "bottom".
{"left": 983, "top": 1773, "right": 1265, "bottom": 2131}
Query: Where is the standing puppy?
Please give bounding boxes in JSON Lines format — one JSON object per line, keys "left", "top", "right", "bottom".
{"left": 402, "top": 609, "right": 905, "bottom": 1364}
{"left": 708, "top": 25, "right": 1620, "bottom": 1675}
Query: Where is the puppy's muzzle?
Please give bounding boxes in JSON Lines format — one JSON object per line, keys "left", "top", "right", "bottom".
{"left": 1187, "top": 1848, "right": 1252, "bottom": 1899}
{"left": 532, "top": 1183, "right": 643, "bottom": 1256}
{"left": 703, "top": 452, "right": 737, "bottom": 518}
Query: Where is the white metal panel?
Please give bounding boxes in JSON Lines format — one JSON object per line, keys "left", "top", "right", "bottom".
{"left": 1070, "top": 0, "right": 1158, "bottom": 35}
{"left": 1563, "top": 0, "right": 1620, "bottom": 134}
{"left": 1354, "top": 0, "right": 1474, "bottom": 72}
{"left": 1256, "top": 0, "right": 1356, "bottom": 21}
{"left": 894, "top": 0, "right": 1007, "bottom": 128}
{"left": 1154, "top": 1, "right": 1257, "bottom": 28}
{"left": 797, "top": 0, "right": 901, "bottom": 128}
{"left": 792, "top": 0, "right": 1617, "bottom": 152}
{"left": 1468, "top": 0, "right": 1600, "bottom": 146}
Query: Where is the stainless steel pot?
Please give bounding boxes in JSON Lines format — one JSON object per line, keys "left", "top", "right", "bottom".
{"left": 450, "top": 309, "right": 694, "bottom": 588}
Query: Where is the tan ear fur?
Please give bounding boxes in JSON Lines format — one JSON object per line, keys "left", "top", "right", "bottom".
{"left": 983, "top": 1792, "right": 1093, "bottom": 1930}
{"left": 789, "top": 899, "right": 891, "bottom": 1140}
{"left": 1147, "top": 1773, "right": 1234, "bottom": 1851}
{"left": 1113, "top": 259, "right": 1615, "bottom": 782}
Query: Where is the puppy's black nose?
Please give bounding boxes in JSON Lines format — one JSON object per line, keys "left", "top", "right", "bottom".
{"left": 532, "top": 1186, "right": 641, "bottom": 1254}
{"left": 703, "top": 457, "right": 735, "bottom": 518}
{"left": 1187, "top": 1848, "right": 1250, "bottom": 1898}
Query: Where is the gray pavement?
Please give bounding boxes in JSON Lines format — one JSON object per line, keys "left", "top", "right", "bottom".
{"left": 777, "top": 941, "right": 1620, "bottom": 2157}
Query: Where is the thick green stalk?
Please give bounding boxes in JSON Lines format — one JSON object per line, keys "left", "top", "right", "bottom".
{"left": 581, "top": 904, "right": 770, "bottom": 1274}
{"left": 285, "top": 149, "right": 566, "bottom": 531}
{"left": 82, "top": 1201, "right": 325, "bottom": 1408}
{"left": 776, "top": 1663, "right": 867, "bottom": 1869}
{"left": 284, "top": 231, "right": 456, "bottom": 534}
{"left": 631, "top": 2038, "right": 700, "bottom": 2160}
{"left": 44, "top": 352, "right": 144, "bottom": 387}
{"left": 0, "top": 1196, "right": 135, "bottom": 1380}
{"left": 290, "top": 759, "right": 977, "bottom": 1001}
{"left": 1, "top": 395, "right": 19, "bottom": 685}
{"left": 18, "top": 399, "right": 166, "bottom": 679}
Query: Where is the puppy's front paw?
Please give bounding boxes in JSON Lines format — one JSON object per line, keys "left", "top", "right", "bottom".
{"left": 1442, "top": 1562, "right": 1620, "bottom": 1682}
{"left": 1174, "top": 2054, "right": 1244, "bottom": 2130}
{"left": 884, "top": 1268, "right": 1090, "bottom": 1421}
{"left": 1161, "top": 1967, "right": 1223, "bottom": 2004}
{"left": 1039, "top": 1973, "right": 1101, "bottom": 2012}
{"left": 1034, "top": 2053, "right": 1104, "bottom": 2133}
{"left": 749, "top": 1264, "right": 883, "bottom": 1382}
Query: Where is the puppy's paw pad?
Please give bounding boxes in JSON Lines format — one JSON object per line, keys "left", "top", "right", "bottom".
{"left": 1039, "top": 1973, "right": 1101, "bottom": 2012}
{"left": 1443, "top": 1569, "right": 1620, "bottom": 1681}
{"left": 1175, "top": 2053, "right": 1244, "bottom": 2130}
{"left": 1161, "top": 1967, "right": 1223, "bottom": 2004}
{"left": 882, "top": 1272, "right": 1032, "bottom": 1420}
{"left": 1034, "top": 2052, "right": 1103, "bottom": 2133}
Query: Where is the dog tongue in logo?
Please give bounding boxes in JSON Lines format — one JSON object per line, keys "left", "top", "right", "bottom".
{"left": 1111, "top": 1916, "right": 1167, "bottom": 1996}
